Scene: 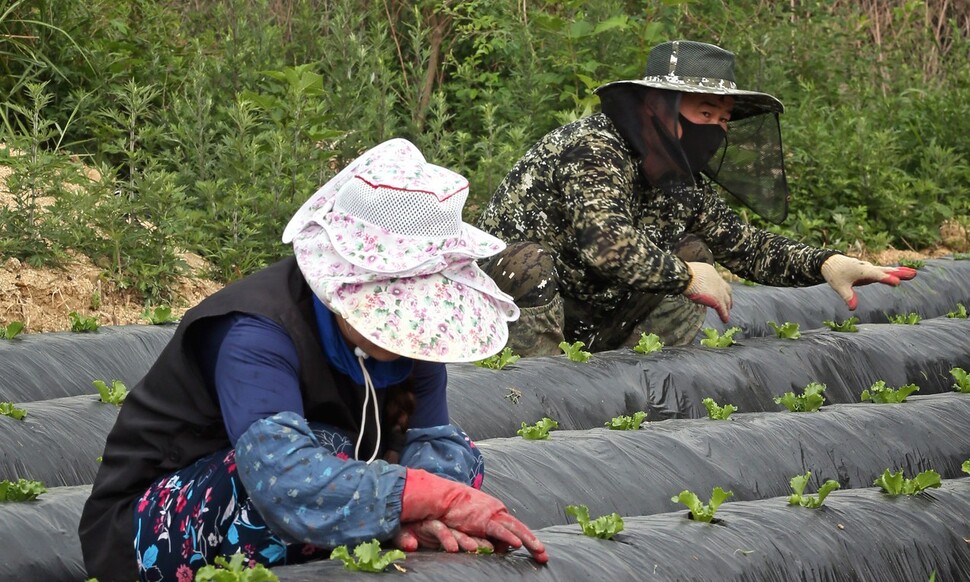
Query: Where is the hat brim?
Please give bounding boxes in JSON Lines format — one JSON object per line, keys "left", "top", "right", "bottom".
{"left": 293, "top": 227, "right": 518, "bottom": 363}
{"left": 307, "top": 265, "right": 518, "bottom": 363}
{"left": 596, "top": 79, "right": 783, "bottom": 120}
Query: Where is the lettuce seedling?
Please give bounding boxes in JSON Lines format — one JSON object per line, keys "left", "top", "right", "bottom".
{"left": 196, "top": 552, "right": 279, "bottom": 581}
{"left": 559, "top": 341, "right": 591, "bottom": 362}
{"left": 94, "top": 379, "right": 128, "bottom": 406}
{"left": 701, "top": 397, "right": 737, "bottom": 420}
{"left": 767, "top": 321, "right": 800, "bottom": 339}
{"left": 517, "top": 417, "right": 558, "bottom": 440}
{"left": 699, "top": 327, "right": 741, "bottom": 348}
{"left": 671, "top": 487, "right": 733, "bottom": 523}
{"left": 0, "top": 478, "right": 47, "bottom": 502}
{"left": 565, "top": 504, "right": 624, "bottom": 539}
{"left": 475, "top": 546, "right": 494, "bottom": 555}
{"left": 1, "top": 321, "right": 24, "bottom": 340}
{"left": 822, "top": 317, "right": 859, "bottom": 332}
{"left": 330, "top": 539, "right": 406, "bottom": 573}
{"left": 963, "top": 460, "right": 969, "bottom": 475}
{"left": 605, "top": 411, "right": 647, "bottom": 430}
{"left": 787, "top": 471, "right": 840, "bottom": 508}
{"left": 633, "top": 332, "right": 664, "bottom": 354}
{"left": 898, "top": 258, "right": 925, "bottom": 269}
{"left": 775, "top": 382, "right": 826, "bottom": 412}
{"left": 69, "top": 311, "right": 100, "bottom": 332}
{"left": 0, "top": 402, "right": 26, "bottom": 420}
{"left": 474, "top": 347, "right": 521, "bottom": 370}
{"left": 952, "top": 368, "right": 970, "bottom": 393}
{"left": 141, "top": 305, "right": 177, "bottom": 325}
{"left": 947, "top": 303, "right": 968, "bottom": 319}
{"left": 886, "top": 312, "right": 921, "bottom": 325}
{"left": 873, "top": 468, "right": 941, "bottom": 496}
{"left": 860, "top": 380, "right": 920, "bottom": 403}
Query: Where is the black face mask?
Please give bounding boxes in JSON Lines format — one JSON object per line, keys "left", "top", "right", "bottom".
{"left": 679, "top": 114, "right": 726, "bottom": 175}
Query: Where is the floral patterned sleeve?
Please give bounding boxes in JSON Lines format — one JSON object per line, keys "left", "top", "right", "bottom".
{"left": 694, "top": 184, "right": 837, "bottom": 286}
{"left": 399, "top": 425, "right": 485, "bottom": 489}
{"left": 235, "top": 411, "right": 406, "bottom": 548}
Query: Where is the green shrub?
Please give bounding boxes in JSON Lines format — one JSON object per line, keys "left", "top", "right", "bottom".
{"left": 1, "top": 0, "right": 968, "bottom": 301}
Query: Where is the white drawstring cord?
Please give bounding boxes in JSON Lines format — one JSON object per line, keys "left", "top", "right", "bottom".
{"left": 353, "top": 347, "right": 381, "bottom": 464}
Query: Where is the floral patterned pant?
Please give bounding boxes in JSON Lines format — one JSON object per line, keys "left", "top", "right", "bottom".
{"left": 132, "top": 447, "right": 325, "bottom": 582}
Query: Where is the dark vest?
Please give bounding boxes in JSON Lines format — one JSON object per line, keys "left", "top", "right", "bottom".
{"left": 79, "top": 257, "right": 391, "bottom": 581}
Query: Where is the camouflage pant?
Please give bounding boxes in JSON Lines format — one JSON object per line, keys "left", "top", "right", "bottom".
{"left": 479, "top": 238, "right": 710, "bottom": 357}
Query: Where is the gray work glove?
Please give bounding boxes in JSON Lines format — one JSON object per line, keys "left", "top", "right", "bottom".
{"left": 684, "top": 261, "right": 732, "bottom": 322}
{"left": 821, "top": 255, "right": 917, "bottom": 310}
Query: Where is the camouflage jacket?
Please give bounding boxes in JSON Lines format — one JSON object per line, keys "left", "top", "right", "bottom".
{"left": 477, "top": 113, "right": 836, "bottom": 305}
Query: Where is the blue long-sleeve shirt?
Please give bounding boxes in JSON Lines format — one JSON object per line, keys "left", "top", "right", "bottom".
{"left": 194, "top": 306, "right": 481, "bottom": 548}
{"left": 197, "top": 311, "right": 449, "bottom": 444}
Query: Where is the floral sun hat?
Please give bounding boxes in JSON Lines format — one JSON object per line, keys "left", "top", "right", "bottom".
{"left": 283, "top": 138, "right": 519, "bottom": 363}
{"left": 596, "top": 39, "right": 783, "bottom": 120}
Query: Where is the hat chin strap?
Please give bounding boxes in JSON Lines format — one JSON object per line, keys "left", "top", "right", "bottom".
{"left": 353, "top": 347, "right": 382, "bottom": 464}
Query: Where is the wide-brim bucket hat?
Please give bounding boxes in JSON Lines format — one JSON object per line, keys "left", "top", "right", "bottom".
{"left": 596, "top": 40, "right": 783, "bottom": 120}
{"left": 283, "top": 139, "right": 519, "bottom": 363}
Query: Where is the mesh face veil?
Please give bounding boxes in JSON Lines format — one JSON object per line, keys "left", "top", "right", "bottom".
{"left": 594, "top": 39, "right": 790, "bottom": 223}
{"left": 702, "top": 111, "right": 789, "bottom": 223}
{"left": 599, "top": 85, "right": 789, "bottom": 223}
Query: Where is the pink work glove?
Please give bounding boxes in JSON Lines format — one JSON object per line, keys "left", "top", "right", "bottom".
{"left": 400, "top": 468, "right": 549, "bottom": 563}
{"left": 393, "top": 519, "right": 493, "bottom": 553}
{"left": 684, "top": 261, "right": 733, "bottom": 322}
{"left": 821, "top": 254, "right": 917, "bottom": 310}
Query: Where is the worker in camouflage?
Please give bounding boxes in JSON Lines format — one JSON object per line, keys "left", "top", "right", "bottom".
{"left": 478, "top": 40, "right": 917, "bottom": 357}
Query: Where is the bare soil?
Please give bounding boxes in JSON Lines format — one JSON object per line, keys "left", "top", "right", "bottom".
{"left": 0, "top": 253, "right": 222, "bottom": 333}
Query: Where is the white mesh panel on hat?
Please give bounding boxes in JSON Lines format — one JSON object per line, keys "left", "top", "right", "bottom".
{"left": 333, "top": 175, "right": 468, "bottom": 238}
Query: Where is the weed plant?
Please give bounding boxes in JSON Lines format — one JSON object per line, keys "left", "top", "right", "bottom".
{"left": 1, "top": 0, "right": 969, "bottom": 302}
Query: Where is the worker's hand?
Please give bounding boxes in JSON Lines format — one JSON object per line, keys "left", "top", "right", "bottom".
{"left": 401, "top": 468, "right": 548, "bottom": 563}
{"left": 821, "top": 254, "right": 917, "bottom": 310}
{"left": 684, "top": 261, "right": 732, "bottom": 322}
{"left": 393, "top": 519, "right": 492, "bottom": 553}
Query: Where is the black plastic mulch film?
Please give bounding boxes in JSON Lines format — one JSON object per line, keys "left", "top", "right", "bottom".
{"left": 476, "top": 393, "right": 970, "bottom": 528}
{"left": 0, "top": 395, "right": 112, "bottom": 487}
{"left": 447, "top": 317, "right": 970, "bottom": 439}
{"left": 0, "top": 486, "right": 90, "bottom": 581}
{"left": 7, "top": 479, "right": 970, "bottom": 581}
{"left": 275, "top": 480, "right": 970, "bottom": 582}
{"left": 701, "top": 257, "right": 970, "bottom": 338}
{"left": 0, "top": 257, "right": 966, "bottom": 405}
{"left": 0, "top": 324, "right": 175, "bottom": 402}
{"left": 3, "top": 317, "right": 967, "bottom": 488}
{"left": 0, "top": 260, "right": 968, "bottom": 581}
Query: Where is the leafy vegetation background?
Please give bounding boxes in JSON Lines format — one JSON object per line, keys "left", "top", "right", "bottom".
{"left": 1, "top": 0, "right": 968, "bottom": 304}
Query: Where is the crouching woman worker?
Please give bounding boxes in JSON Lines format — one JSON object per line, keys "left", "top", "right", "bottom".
{"left": 79, "top": 139, "right": 548, "bottom": 582}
